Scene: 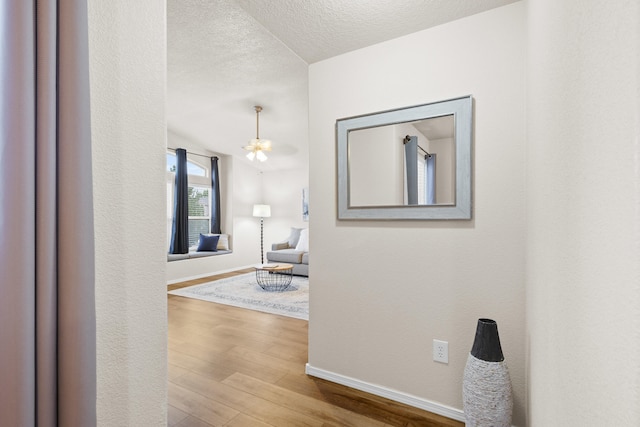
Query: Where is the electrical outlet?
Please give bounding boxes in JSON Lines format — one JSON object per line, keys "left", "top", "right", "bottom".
{"left": 433, "top": 339, "right": 449, "bottom": 364}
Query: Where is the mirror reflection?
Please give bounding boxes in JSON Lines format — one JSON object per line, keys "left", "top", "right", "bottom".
{"left": 336, "top": 95, "right": 472, "bottom": 220}
{"left": 348, "top": 115, "right": 455, "bottom": 207}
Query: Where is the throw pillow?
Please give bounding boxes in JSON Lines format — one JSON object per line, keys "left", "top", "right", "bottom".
{"left": 288, "top": 227, "right": 303, "bottom": 248}
{"left": 217, "top": 234, "right": 230, "bottom": 250}
{"left": 198, "top": 233, "right": 230, "bottom": 250}
{"left": 197, "top": 234, "right": 219, "bottom": 252}
{"left": 295, "top": 228, "right": 309, "bottom": 252}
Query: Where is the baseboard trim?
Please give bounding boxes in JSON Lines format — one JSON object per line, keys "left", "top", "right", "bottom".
{"left": 305, "top": 363, "right": 465, "bottom": 423}
{"left": 166, "top": 264, "right": 255, "bottom": 285}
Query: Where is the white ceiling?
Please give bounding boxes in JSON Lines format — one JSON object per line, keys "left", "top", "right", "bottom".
{"left": 167, "top": 0, "right": 518, "bottom": 171}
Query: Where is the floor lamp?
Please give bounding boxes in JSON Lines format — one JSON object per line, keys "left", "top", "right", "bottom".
{"left": 253, "top": 204, "right": 271, "bottom": 264}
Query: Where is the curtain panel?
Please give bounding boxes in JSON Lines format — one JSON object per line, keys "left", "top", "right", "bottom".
{"left": 210, "top": 156, "right": 222, "bottom": 234}
{"left": 169, "top": 148, "right": 189, "bottom": 254}
{"left": 0, "top": 0, "right": 97, "bottom": 425}
{"left": 404, "top": 135, "right": 419, "bottom": 205}
{"left": 426, "top": 154, "right": 436, "bottom": 205}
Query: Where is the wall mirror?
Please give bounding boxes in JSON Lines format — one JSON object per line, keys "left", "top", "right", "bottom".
{"left": 336, "top": 95, "right": 472, "bottom": 220}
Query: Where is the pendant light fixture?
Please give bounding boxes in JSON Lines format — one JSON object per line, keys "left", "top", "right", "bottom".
{"left": 243, "top": 105, "right": 272, "bottom": 162}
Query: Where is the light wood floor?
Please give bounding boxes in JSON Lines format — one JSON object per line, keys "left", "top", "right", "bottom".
{"left": 168, "top": 270, "right": 464, "bottom": 427}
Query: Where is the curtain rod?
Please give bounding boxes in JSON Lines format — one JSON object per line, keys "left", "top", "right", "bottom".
{"left": 418, "top": 145, "right": 432, "bottom": 158}
{"left": 402, "top": 135, "right": 431, "bottom": 157}
{"left": 167, "top": 147, "right": 217, "bottom": 159}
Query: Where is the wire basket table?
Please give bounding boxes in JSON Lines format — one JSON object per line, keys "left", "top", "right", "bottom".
{"left": 254, "top": 263, "right": 294, "bottom": 291}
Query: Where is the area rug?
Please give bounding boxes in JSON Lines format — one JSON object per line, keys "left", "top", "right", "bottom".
{"left": 168, "top": 273, "right": 309, "bottom": 320}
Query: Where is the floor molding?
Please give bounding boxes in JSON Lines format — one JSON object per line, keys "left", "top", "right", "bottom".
{"left": 305, "top": 363, "right": 466, "bottom": 423}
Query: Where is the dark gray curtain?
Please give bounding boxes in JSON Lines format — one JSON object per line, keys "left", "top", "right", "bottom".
{"left": 210, "top": 156, "right": 222, "bottom": 234}
{"left": 426, "top": 154, "right": 437, "bottom": 205}
{"left": 404, "top": 135, "right": 419, "bottom": 205}
{"left": 170, "top": 148, "right": 189, "bottom": 254}
{"left": 0, "top": 0, "right": 96, "bottom": 425}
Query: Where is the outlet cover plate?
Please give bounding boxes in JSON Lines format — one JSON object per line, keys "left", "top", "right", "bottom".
{"left": 433, "top": 339, "right": 449, "bottom": 364}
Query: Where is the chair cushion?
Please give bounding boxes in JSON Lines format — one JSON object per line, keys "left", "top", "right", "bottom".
{"left": 288, "top": 227, "right": 304, "bottom": 248}
{"left": 267, "top": 249, "right": 303, "bottom": 264}
{"left": 272, "top": 241, "right": 290, "bottom": 250}
{"left": 295, "top": 229, "right": 309, "bottom": 252}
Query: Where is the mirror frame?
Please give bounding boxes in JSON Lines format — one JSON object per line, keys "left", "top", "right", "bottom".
{"left": 336, "top": 95, "right": 473, "bottom": 220}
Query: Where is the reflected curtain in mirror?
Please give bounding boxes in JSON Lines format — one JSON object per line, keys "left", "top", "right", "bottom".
{"left": 426, "top": 154, "right": 436, "bottom": 205}
{"left": 404, "top": 135, "right": 419, "bottom": 205}
{"left": 404, "top": 135, "right": 437, "bottom": 205}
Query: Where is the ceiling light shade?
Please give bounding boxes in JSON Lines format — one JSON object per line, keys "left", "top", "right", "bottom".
{"left": 256, "top": 150, "right": 268, "bottom": 162}
{"left": 243, "top": 105, "right": 272, "bottom": 161}
{"left": 252, "top": 204, "right": 271, "bottom": 218}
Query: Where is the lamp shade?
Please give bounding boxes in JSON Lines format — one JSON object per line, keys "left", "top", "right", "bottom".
{"left": 253, "top": 204, "right": 271, "bottom": 218}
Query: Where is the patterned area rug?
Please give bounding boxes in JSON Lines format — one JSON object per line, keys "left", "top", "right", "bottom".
{"left": 168, "top": 272, "right": 309, "bottom": 320}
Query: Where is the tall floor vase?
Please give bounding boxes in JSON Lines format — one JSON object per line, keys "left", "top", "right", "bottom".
{"left": 462, "top": 318, "right": 512, "bottom": 427}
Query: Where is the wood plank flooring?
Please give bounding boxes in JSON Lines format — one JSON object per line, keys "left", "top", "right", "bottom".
{"left": 168, "top": 270, "right": 464, "bottom": 427}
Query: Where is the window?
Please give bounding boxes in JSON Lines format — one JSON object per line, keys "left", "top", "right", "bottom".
{"left": 418, "top": 154, "right": 436, "bottom": 205}
{"left": 416, "top": 154, "right": 438, "bottom": 205}
{"left": 187, "top": 185, "right": 210, "bottom": 246}
{"left": 167, "top": 152, "right": 211, "bottom": 248}
{"left": 166, "top": 153, "right": 206, "bottom": 176}
{"left": 417, "top": 155, "right": 426, "bottom": 205}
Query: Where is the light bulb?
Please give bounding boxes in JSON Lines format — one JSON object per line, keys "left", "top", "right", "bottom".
{"left": 246, "top": 151, "right": 256, "bottom": 161}
{"left": 256, "top": 150, "right": 267, "bottom": 162}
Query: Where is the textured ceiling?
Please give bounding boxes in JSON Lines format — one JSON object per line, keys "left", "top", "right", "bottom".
{"left": 167, "top": 0, "right": 519, "bottom": 171}
{"left": 236, "top": 0, "right": 519, "bottom": 64}
{"left": 167, "top": 0, "right": 309, "bottom": 171}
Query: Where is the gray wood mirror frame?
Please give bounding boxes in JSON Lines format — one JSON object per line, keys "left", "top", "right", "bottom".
{"left": 336, "top": 95, "right": 473, "bottom": 220}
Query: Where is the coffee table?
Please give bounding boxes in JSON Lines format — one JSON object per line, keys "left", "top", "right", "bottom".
{"left": 254, "top": 263, "right": 294, "bottom": 291}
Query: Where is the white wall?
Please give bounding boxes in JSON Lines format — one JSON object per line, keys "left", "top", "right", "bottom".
{"left": 429, "top": 137, "right": 455, "bottom": 204}
{"left": 88, "top": 0, "right": 167, "bottom": 425}
{"left": 349, "top": 126, "right": 403, "bottom": 206}
{"left": 526, "top": 0, "right": 640, "bottom": 425}
{"left": 308, "top": 3, "right": 526, "bottom": 425}
{"left": 262, "top": 167, "right": 309, "bottom": 248}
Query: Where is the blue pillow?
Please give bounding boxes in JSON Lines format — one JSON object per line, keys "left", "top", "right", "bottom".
{"left": 197, "top": 234, "right": 220, "bottom": 252}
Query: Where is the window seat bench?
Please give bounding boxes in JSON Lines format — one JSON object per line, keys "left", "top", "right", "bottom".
{"left": 167, "top": 250, "right": 232, "bottom": 262}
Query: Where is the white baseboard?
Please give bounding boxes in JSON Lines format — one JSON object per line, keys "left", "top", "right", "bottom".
{"left": 166, "top": 264, "right": 256, "bottom": 285}
{"left": 305, "top": 363, "right": 465, "bottom": 423}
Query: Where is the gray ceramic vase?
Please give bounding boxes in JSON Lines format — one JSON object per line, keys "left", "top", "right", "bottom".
{"left": 462, "top": 318, "right": 512, "bottom": 427}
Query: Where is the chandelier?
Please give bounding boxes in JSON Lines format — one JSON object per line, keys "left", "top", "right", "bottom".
{"left": 243, "top": 105, "right": 272, "bottom": 162}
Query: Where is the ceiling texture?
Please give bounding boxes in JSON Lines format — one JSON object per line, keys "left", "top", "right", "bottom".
{"left": 167, "top": 0, "right": 518, "bottom": 171}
